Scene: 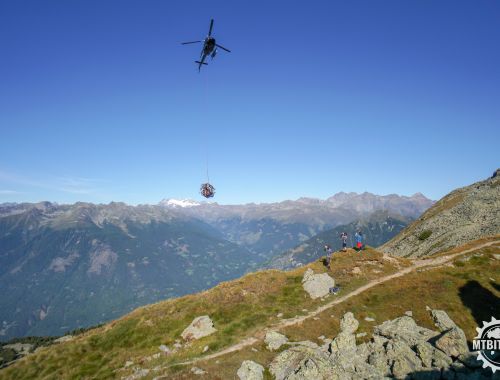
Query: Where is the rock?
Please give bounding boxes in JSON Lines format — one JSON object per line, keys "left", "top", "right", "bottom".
{"left": 3, "top": 343, "right": 34, "bottom": 356}
{"left": 374, "top": 316, "right": 439, "bottom": 346}
{"left": 329, "top": 314, "right": 359, "bottom": 370}
{"left": 124, "top": 360, "right": 134, "bottom": 367}
{"left": 458, "top": 352, "right": 482, "bottom": 369}
{"left": 181, "top": 315, "right": 216, "bottom": 341}
{"left": 368, "top": 349, "right": 391, "bottom": 377}
{"left": 54, "top": 335, "right": 74, "bottom": 344}
{"left": 415, "top": 342, "right": 434, "bottom": 368}
{"left": 329, "top": 330, "right": 356, "bottom": 354}
{"left": 302, "top": 269, "right": 335, "bottom": 299}
{"left": 415, "top": 341, "right": 452, "bottom": 369}
{"left": 434, "top": 327, "right": 469, "bottom": 359}
{"left": 352, "top": 266, "right": 362, "bottom": 275}
{"left": 354, "top": 342, "right": 370, "bottom": 360}
{"left": 286, "top": 356, "right": 337, "bottom": 380}
{"left": 190, "top": 366, "right": 206, "bottom": 375}
{"left": 123, "top": 368, "right": 150, "bottom": 380}
{"left": 277, "top": 313, "right": 283, "bottom": 318}
{"left": 405, "top": 311, "right": 413, "bottom": 317}
{"left": 386, "top": 338, "right": 423, "bottom": 379}
{"left": 288, "top": 341, "right": 319, "bottom": 349}
{"left": 430, "top": 309, "right": 457, "bottom": 332}
{"left": 269, "top": 345, "right": 332, "bottom": 380}
{"left": 372, "top": 334, "right": 389, "bottom": 347}
{"left": 356, "top": 332, "right": 367, "bottom": 338}
{"left": 251, "top": 348, "right": 258, "bottom": 352}
{"left": 173, "top": 342, "right": 182, "bottom": 349}
{"left": 340, "top": 312, "right": 359, "bottom": 334}
{"left": 237, "top": 360, "right": 264, "bottom": 380}
{"left": 265, "top": 331, "right": 288, "bottom": 351}
{"left": 365, "top": 317, "right": 376, "bottom": 322}
{"left": 352, "top": 361, "right": 387, "bottom": 379}
{"left": 158, "top": 344, "right": 170, "bottom": 354}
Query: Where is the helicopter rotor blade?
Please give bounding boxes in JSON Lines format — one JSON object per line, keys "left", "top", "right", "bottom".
{"left": 215, "top": 43, "right": 231, "bottom": 52}
{"left": 208, "top": 19, "right": 214, "bottom": 36}
{"left": 181, "top": 40, "right": 202, "bottom": 45}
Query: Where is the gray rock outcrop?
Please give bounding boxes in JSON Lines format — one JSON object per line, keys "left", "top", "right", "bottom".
{"left": 264, "top": 331, "right": 289, "bottom": 351}
{"left": 263, "top": 309, "right": 492, "bottom": 380}
{"left": 237, "top": 360, "right": 264, "bottom": 380}
{"left": 269, "top": 345, "right": 334, "bottom": 380}
{"left": 302, "top": 268, "right": 335, "bottom": 299}
{"left": 381, "top": 172, "right": 500, "bottom": 257}
{"left": 181, "top": 315, "right": 216, "bottom": 341}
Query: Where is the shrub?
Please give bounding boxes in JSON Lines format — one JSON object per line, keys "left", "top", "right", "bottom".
{"left": 417, "top": 230, "right": 432, "bottom": 241}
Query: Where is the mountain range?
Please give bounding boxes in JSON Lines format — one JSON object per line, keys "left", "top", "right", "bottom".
{"left": 264, "top": 210, "right": 411, "bottom": 270}
{"left": 0, "top": 171, "right": 498, "bottom": 379}
{"left": 159, "top": 192, "right": 432, "bottom": 260}
{"left": 0, "top": 192, "right": 433, "bottom": 340}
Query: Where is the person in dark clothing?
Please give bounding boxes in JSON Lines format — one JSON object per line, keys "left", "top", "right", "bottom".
{"left": 340, "top": 232, "right": 348, "bottom": 252}
{"left": 324, "top": 244, "right": 333, "bottom": 269}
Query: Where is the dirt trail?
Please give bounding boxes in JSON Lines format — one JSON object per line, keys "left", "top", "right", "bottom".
{"left": 174, "top": 240, "right": 499, "bottom": 367}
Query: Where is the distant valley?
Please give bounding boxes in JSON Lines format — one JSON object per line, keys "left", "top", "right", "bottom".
{"left": 0, "top": 192, "right": 433, "bottom": 340}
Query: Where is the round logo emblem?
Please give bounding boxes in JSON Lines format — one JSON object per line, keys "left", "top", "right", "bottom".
{"left": 473, "top": 317, "right": 500, "bottom": 373}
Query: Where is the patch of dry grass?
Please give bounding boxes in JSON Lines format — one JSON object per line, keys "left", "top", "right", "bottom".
{"left": 1, "top": 241, "right": 497, "bottom": 380}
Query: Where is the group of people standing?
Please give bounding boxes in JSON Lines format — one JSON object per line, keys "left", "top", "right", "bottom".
{"left": 324, "top": 230, "right": 365, "bottom": 268}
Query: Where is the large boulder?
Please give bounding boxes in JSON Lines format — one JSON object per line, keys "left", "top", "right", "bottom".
{"left": 181, "top": 316, "right": 216, "bottom": 341}
{"left": 302, "top": 268, "right": 335, "bottom": 299}
{"left": 434, "top": 327, "right": 469, "bottom": 359}
{"left": 237, "top": 360, "right": 264, "bottom": 380}
{"left": 415, "top": 341, "right": 453, "bottom": 370}
{"left": 368, "top": 348, "right": 392, "bottom": 377}
{"left": 374, "top": 316, "right": 439, "bottom": 346}
{"left": 430, "top": 309, "right": 458, "bottom": 332}
{"left": 265, "top": 331, "right": 289, "bottom": 351}
{"left": 385, "top": 338, "right": 423, "bottom": 379}
{"left": 329, "top": 331, "right": 357, "bottom": 355}
{"left": 329, "top": 312, "right": 359, "bottom": 355}
{"left": 340, "top": 312, "right": 359, "bottom": 334}
{"left": 269, "top": 345, "right": 331, "bottom": 380}
{"left": 285, "top": 355, "right": 338, "bottom": 380}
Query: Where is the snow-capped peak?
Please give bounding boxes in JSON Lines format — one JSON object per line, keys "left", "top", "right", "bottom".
{"left": 159, "top": 199, "right": 201, "bottom": 208}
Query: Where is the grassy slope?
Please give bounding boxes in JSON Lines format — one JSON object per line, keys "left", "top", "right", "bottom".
{"left": 1, "top": 238, "right": 498, "bottom": 379}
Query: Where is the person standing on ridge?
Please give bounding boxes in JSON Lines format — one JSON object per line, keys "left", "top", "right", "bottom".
{"left": 355, "top": 230, "right": 364, "bottom": 251}
{"left": 324, "top": 244, "right": 334, "bottom": 269}
{"left": 340, "top": 232, "right": 348, "bottom": 252}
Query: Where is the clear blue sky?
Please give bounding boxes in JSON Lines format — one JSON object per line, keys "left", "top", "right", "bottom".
{"left": 1, "top": 0, "right": 499, "bottom": 205}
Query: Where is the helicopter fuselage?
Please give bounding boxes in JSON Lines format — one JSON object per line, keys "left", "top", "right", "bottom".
{"left": 202, "top": 37, "right": 216, "bottom": 56}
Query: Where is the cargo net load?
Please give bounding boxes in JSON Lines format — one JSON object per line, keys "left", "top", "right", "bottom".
{"left": 200, "top": 183, "right": 215, "bottom": 198}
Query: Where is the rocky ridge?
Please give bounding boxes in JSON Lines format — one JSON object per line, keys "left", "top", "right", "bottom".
{"left": 381, "top": 170, "right": 500, "bottom": 258}
{"left": 238, "top": 310, "right": 493, "bottom": 380}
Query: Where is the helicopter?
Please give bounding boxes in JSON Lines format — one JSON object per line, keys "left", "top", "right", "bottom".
{"left": 181, "top": 19, "right": 231, "bottom": 72}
